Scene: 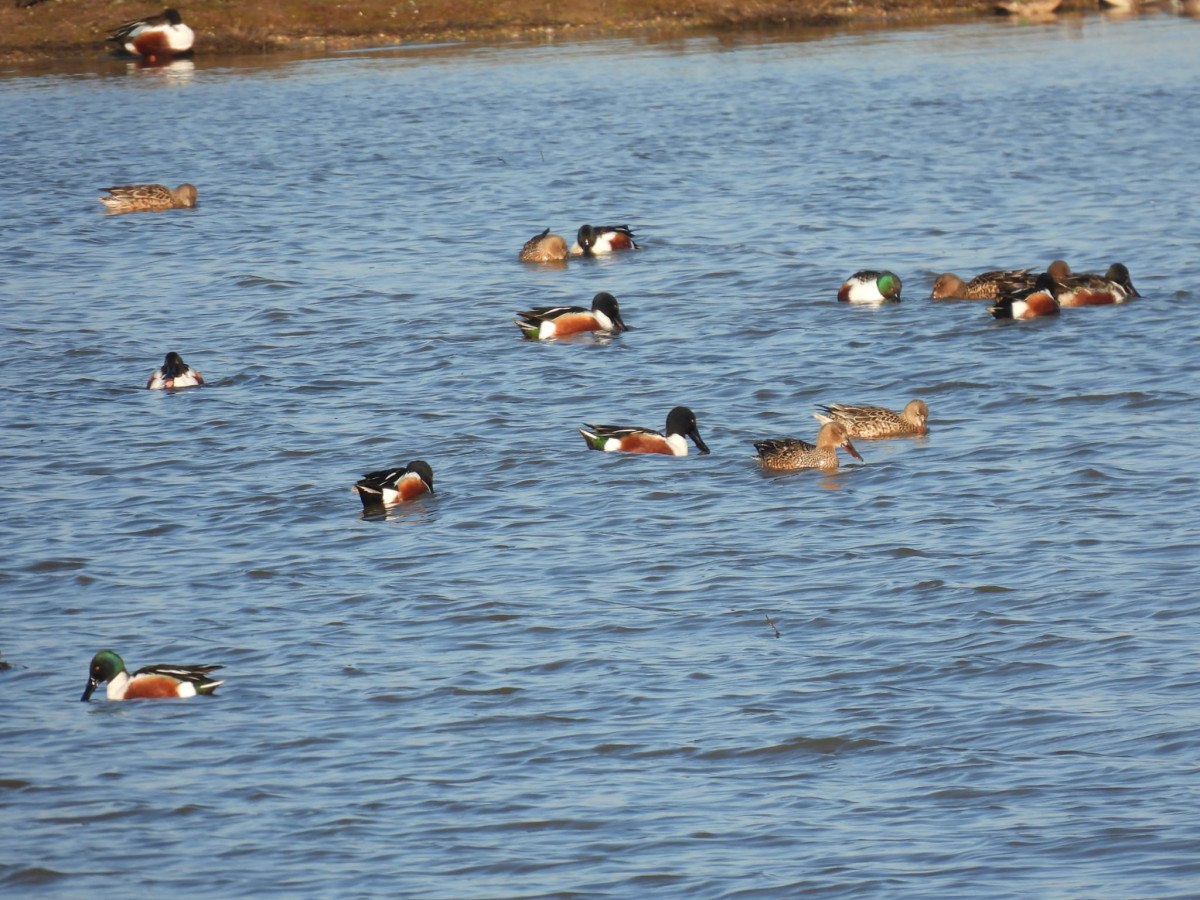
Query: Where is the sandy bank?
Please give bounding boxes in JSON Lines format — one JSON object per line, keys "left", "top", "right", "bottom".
{"left": 1, "top": 0, "right": 1076, "bottom": 65}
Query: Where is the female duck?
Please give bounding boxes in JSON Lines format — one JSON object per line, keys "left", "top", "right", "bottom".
{"left": 101, "top": 183, "right": 197, "bottom": 213}
{"left": 814, "top": 399, "right": 928, "bottom": 439}
{"left": 753, "top": 422, "right": 863, "bottom": 472}
{"left": 518, "top": 228, "right": 569, "bottom": 263}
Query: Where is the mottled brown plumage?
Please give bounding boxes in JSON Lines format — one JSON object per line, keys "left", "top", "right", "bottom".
{"left": 753, "top": 422, "right": 863, "bottom": 472}
{"left": 930, "top": 260, "right": 1069, "bottom": 300}
{"left": 99, "top": 183, "right": 197, "bottom": 213}
{"left": 813, "top": 399, "right": 929, "bottom": 439}
{"left": 518, "top": 228, "right": 569, "bottom": 263}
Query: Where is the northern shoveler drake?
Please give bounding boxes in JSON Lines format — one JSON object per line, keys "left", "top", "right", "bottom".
{"left": 753, "top": 422, "right": 864, "bottom": 472}
{"left": 570, "top": 224, "right": 640, "bottom": 257}
{"left": 81, "top": 649, "right": 223, "bottom": 701}
{"left": 107, "top": 8, "right": 194, "bottom": 61}
{"left": 989, "top": 272, "right": 1061, "bottom": 320}
{"left": 1056, "top": 263, "right": 1139, "bottom": 307}
{"left": 147, "top": 351, "right": 203, "bottom": 389}
{"left": 353, "top": 460, "right": 434, "bottom": 509}
{"left": 100, "top": 183, "right": 197, "bottom": 213}
{"left": 814, "top": 399, "right": 929, "bottom": 439}
{"left": 579, "top": 406, "right": 710, "bottom": 456}
{"left": 518, "top": 228, "right": 569, "bottom": 263}
{"left": 838, "top": 270, "right": 902, "bottom": 304}
{"left": 514, "top": 292, "right": 629, "bottom": 340}
{"left": 930, "top": 260, "right": 1070, "bottom": 300}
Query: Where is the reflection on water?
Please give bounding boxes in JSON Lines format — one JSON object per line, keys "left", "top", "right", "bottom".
{"left": 2, "top": 12, "right": 1200, "bottom": 900}
{"left": 126, "top": 57, "right": 196, "bottom": 80}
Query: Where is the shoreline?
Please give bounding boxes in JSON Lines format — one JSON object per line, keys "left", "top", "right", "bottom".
{"left": 0, "top": 0, "right": 1082, "bottom": 66}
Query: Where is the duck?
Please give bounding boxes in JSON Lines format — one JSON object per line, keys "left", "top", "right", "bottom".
{"left": 514, "top": 292, "right": 629, "bottom": 340}
{"left": 579, "top": 406, "right": 710, "bottom": 456}
{"left": 353, "top": 460, "right": 435, "bottom": 509}
{"left": 1055, "top": 263, "right": 1139, "bottom": 307}
{"left": 813, "top": 399, "right": 929, "bottom": 439}
{"left": 989, "top": 272, "right": 1061, "bottom": 319}
{"left": 569, "top": 224, "right": 640, "bottom": 257}
{"left": 838, "top": 270, "right": 902, "bottom": 304}
{"left": 752, "top": 422, "right": 864, "bottom": 472}
{"left": 81, "top": 649, "right": 223, "bottom": 701}
{"left": 930, "top": 260, "right": 1070, "bottom": 300}
{"left": 107, "top": 8, "right": 194, "bottom": 61}
{"left": 147, "top": 351, "right": 203, "bottom": 389}
{"left": 100, "top": 183, "right": 197, "bottom": 213}
{"left": 518, "top": 228, "right": 569, "bottom": 263}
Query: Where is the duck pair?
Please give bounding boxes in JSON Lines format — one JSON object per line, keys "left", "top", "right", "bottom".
{"left": 353, "top": 409, "right": 710, "bottom": 514}
{"left": 754, "top": 398, "right": 928, "bottom": 471}
{"left": 519, "top": 224, "right": 640, "bottom": 263}
{"left": 147, "top": 353, "right": 435, "bottom": 513}
{"left": 989, "top": 263, "right": 1139, "bottom": 319}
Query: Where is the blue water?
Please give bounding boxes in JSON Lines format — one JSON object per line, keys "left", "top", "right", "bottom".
{"left": 2, "top": 11, "right": 1200, "bottom": 898}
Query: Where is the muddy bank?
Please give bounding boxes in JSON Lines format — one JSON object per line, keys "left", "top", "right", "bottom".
{"left": 3, "top": 0, "right": 1070, "bottom": 64}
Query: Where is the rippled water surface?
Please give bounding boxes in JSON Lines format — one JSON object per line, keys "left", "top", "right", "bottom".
{"left": 3, "top": 12, "right": 1200, "bottom": 898}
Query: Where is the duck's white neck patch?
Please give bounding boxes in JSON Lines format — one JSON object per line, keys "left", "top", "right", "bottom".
{"left": 108, "top": 671, "right": 131, "bottom": 700}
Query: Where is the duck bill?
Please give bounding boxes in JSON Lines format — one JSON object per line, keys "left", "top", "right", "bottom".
{"left": 690, "top": 429, "right": 711, "bottom": 455}
{"left": 611, "top": 313, "right": 630, "bottom": 333}
{"left": 843, "top": 438, "right": 864, "bottom": 462}
{"left": 81, "top": 677, "right": 99, "bottom": 702}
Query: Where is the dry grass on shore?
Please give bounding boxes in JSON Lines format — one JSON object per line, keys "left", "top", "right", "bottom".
{"left": 1, "top": 0, "right": 1007, "bottom": 63}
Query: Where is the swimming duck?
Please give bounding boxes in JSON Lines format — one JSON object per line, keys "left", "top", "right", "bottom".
{"left": 989, "top": 272, "right": 1061, "bottom": 319}
{"left": 579, "top": 406, "right": 709, "bottom": 456}
{"left": 813, "top": 399, "right": 929, "bottom": 439}
{"left": 147, "top": 351, "right": 203, "bottom": 389}
{"left": 1056, "top": 263, "right": 1139, "bottom": 307}
{"left": 514, "top": 292, "right": 629, "bottom": 340}
{"left": 930, "top": 260, "right": 1070, "bottom": 300}
{"left": 752, "top": 422, "right": 863, "bottom": 472}
{"left": 518, "top": 228, "right": 569, "bottom": 263}
{"left": 100, "top": 183, "right": 197, "bottom": 213}
{"left": 81, "top": 649, "right": 223, "bottom": 701}
{"left": 838, "top": 270, "right": 902, "bottom": 304}
{"left": 570, "top": 224, "right": 640, "bottom": 257}
{"left": 353, "top": 460, "right": 435, "bottom": 509}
